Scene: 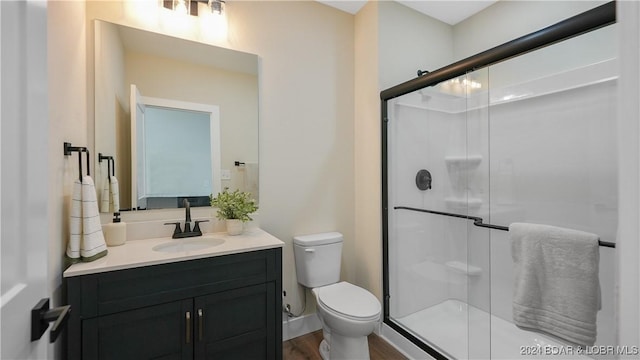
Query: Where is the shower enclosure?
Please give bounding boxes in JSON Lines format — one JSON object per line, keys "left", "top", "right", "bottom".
{"left": 382, "top": 3, "right": 618, "bottom": 359}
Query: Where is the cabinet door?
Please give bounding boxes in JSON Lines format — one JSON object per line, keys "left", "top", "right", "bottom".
{"left": 194, "top": 283, "right": 276, "bottom": 359}
{"left": 83, "top": 299, "right": 193, "bottom": 360}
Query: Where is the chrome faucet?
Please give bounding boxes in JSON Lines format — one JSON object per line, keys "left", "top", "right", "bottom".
{"left": 164, "top": 199, "right": 209, "bottom": 239}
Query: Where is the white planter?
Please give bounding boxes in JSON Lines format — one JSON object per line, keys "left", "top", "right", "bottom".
{"left": 226, "top": 219, "right": 243, "bottom": 235}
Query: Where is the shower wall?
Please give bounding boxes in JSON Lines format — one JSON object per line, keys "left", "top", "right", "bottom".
{"left": 387, "top": 25, "right": 618, "bottom": 357}
{"left": 487, "top": 59, "right": 618, "bottom": 349}
{"left": 389, "top": 76, "right": 488, "bottom": 318}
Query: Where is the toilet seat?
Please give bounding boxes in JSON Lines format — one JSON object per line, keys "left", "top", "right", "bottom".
{"left": 316, "top": 282, "right": 381, "bottom": 322}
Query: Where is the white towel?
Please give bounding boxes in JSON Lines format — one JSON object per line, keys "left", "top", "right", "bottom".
{"left": 510, "top": 223, "right": 601, "bottom": 346}
{"left": 243, "top": 163, "right": 259, "bottom": 204}
{"left": 100, "top": 176, "right": 120, "bottom": 213}
{"left": 67, "top": 176, "right": 108, "bottom": 262}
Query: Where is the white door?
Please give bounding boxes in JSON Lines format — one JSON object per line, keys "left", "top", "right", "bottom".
{"left": 1, "top": 0, "right": 50, "bottom": 358}
{"left": 130, "top": 84, "right": 146, "bottom": 209}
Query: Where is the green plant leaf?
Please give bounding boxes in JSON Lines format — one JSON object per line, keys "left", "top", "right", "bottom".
{"left": 210, "top": 188, "right": 258, "bottom": 222}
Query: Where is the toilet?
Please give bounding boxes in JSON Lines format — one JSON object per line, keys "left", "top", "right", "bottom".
{"left": 293, "top": 232, "right": 381, "bottom": 360}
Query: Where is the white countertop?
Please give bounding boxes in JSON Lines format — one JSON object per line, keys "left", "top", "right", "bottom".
{"left": 63, "top": 228, "right": 284, "bottom": 277}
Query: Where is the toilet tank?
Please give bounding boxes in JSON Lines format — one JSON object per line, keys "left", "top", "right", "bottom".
{"left": 293, "top": 232, "right": 343, "bottom": 288}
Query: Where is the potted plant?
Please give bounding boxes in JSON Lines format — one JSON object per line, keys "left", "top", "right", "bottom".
{"left": 210, "top": 188, "right": 258, "bottom": 235}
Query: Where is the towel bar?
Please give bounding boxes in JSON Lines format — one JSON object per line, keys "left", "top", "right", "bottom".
{"left": 394, "top": 206, "right": 616, "bottom": 248}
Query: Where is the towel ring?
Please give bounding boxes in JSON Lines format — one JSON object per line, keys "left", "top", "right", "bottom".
{"left": 98, "top": 153, "right": 115, "bottom": 179}
{"left": 64, "top": 142, "right": 90, "bottom": 182}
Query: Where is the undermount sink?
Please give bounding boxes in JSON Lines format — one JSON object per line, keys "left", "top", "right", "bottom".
{"left": 152, "top": 237, "right": 225, "bottom": 253}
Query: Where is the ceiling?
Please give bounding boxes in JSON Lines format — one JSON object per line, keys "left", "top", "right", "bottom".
{"left": 316, "top": 0, "right": 499, "bottom": 25}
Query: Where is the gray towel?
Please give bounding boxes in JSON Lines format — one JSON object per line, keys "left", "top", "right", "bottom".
{"left": 510, "top": 223, "right": 601, "bottom": 346}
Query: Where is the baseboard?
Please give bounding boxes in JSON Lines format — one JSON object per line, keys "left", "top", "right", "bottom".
{"left": 378, "top": 322, "right": 435, "bottom": 360}
{"left": 282, "top": 312, "right": 322, "bottom": 341}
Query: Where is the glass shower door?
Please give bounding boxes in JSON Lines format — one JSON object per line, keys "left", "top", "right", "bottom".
{"left": 386, "top": 68, "right": 490, "bottom": 360}
{"left": 485, "top": 24, "right": 618, "bottom": 358}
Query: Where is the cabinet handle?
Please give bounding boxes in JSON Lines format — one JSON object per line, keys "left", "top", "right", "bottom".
{"left": 185, "top": 311, "right": 191, "bottom": 344}
{"left": 198, "top": 309, "right": 204, "bottom": 341}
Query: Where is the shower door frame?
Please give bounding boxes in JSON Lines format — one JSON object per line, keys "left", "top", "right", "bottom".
{"left": 380, "top": 3, "right": 616, "bottom": 359}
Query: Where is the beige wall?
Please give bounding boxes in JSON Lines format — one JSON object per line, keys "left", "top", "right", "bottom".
{"left": 227, "top": 1, "right": 355, "bottom": 313}
{"left": 378, "top": 1, "right": 453, "bottom": 89}
{"left": 47, "top": 4, "right": 87, "bottom": 359}
{"left": 453, "top": 0, "right": 608, "bottom": 61}
{"left": 94, "top": 20, "right": 128, "bottom": 207}
{"left": 49, "top": 0, "right": 354, "bottom": 320}
{"left": 47, "top": 0, "right": 87, "bottom": 292}
{"left": 352, "top": 0, "right": 456, "bottom": 302}
{"left": 354, "top": 1, "right": 381, "bottom": 300}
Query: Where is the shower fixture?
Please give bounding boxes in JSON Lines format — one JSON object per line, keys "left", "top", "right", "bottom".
{"left": 416, "top": 169, "right": 432, "bottom": 190}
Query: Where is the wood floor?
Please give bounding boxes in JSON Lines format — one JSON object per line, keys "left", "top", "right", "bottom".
{"left": 283, "top": 330, "right": 408, "bottom": 360}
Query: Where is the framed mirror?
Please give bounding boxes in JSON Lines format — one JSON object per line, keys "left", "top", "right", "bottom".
{"left": 94, "top": 20, "right": 259, "bottom": 211}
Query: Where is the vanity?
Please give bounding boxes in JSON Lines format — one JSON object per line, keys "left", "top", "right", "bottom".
{"left": 64, "top": 228, "right": 283, "bottom": 360}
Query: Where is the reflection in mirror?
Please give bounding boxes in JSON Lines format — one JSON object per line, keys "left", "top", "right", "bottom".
{"left": 131, "top": 87, "right": 222, "bottom": 209}
{"left": 94, "top": 20, "right": 259, "bottom": 212}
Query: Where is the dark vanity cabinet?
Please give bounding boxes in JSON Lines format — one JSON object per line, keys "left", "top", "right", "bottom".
{"left": 65, "top": 248, "right": 282, "bottom": 360}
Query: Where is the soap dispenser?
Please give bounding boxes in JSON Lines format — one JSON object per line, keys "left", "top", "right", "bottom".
{"left": 103, "top": 212, "right": 126, "bottom": 246}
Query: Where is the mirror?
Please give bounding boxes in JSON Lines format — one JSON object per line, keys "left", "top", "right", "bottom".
{"left": 94, "top": 20, "right": 259, "bottom": 211}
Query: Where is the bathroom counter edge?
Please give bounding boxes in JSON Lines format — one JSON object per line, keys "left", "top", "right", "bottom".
{"left": 63, "top": 227, "right": 284, "bottom": 277}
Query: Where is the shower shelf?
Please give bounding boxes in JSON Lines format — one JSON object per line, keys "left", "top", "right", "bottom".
{"left": 445, "top": 197, "right": 482, "bottom": 210}
{"left": 445, "top": 261, "right": 482, "bottom": 276}
{"left": 444, "top": 155, "right": 482, "bottom": 169}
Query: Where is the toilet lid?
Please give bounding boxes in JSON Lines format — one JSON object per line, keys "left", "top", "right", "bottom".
{"left": 317, "top": 282, "right": 381, "bottom": 321}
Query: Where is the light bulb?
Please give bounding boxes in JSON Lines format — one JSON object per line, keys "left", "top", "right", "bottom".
{"left": 208, "top": 0, "right": 225, "bottom": 15}
{"left": 173, "top": 0, "right": 190, "bottom": 15}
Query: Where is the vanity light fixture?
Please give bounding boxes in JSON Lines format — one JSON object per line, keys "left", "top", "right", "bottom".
{"left": 208, "top": 0, "right": 225, "bottom": 15}
{"left": 164, "top": 0, "right": 225, "bottom": 17}
{"left": 172, "top": 0, "right": 190, "bottom": 15}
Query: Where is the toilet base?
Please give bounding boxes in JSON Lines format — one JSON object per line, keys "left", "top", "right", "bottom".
{"left": 319, "top": 339, "right": 330, "bottom": 360}
{"left": 318, "top": 333, "right": 371, "bottom": 360}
